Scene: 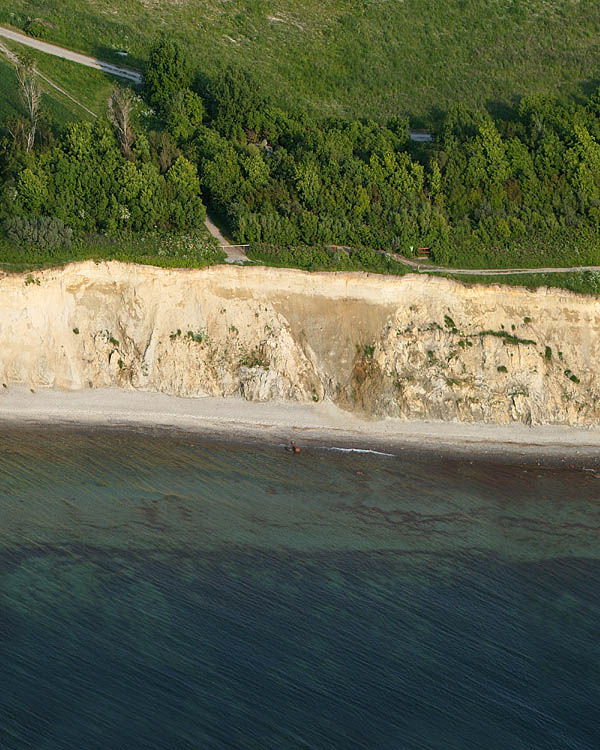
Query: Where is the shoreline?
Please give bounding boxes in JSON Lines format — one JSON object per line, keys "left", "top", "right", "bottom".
{"left": 1, "top": 386, "right": 600, "bottom": 462}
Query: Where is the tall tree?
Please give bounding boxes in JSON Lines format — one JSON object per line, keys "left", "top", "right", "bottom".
{"left": 207, "top": 66, "right": 267, "bottom": 140}
{"left": 145, "top": 34, "right": 191, "bottom": 114}
{"left": 108, "top": 86, "right": 136, "bottom": 158}
{"left": 16, "top": 57, "right": 42, "bottom": 153}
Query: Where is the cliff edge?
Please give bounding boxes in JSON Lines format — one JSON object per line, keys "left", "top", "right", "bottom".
{"left": 1, "top": 261, "right": 599, "bottom": 426}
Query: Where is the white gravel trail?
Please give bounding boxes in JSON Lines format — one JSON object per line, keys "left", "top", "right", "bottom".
{"left": 0, "top": 25, "right": 143, "bottom": 83}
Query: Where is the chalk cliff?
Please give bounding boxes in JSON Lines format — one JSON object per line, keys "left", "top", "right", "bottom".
{"left": 1, "top": 261, "right": 599, "bottom": 425}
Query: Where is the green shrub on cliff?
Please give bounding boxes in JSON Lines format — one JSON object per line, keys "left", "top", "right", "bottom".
{"left": 145, "top": 34, "right": 192, "bottom": 115}
{"left": 0, "top": 228, "right": 225, "bottom": 272}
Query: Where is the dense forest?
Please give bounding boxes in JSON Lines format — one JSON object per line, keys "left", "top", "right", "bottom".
{"left": 3, "top": 33, "right": 600, "bottom": 275}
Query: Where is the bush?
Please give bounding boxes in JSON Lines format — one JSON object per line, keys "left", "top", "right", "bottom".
{"left": 24, "top": 19, "right": 47, "bottom": 39}
{"left": 246, "top": 243, "right": 407, "bottom": 275}
{"left": 0, "top": 229, "right": 225, "bottom": 272}
{"left": 5, "top": 216, "right": 73, "bottom": 250}
{"left": 166, "top": 90, "right": 204, "bottom": 141}
{"left": 207, "top": 66, "right": 268, "bottom": 140}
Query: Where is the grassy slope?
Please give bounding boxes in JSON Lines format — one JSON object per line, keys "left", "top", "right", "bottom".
{"left": 0, "top": 57, "right": 23, "bottom": 121}
{"left": 0, "top": 39, "right": 138, "bottom": 125}
{"left": 0, "top": 54, "right": 84, "bottom": 125}
{"left": 0, "top": 1, "right": 599, "bottom": 120}
{"left": 17, "top": 49, "right": 129, "bottom": 118}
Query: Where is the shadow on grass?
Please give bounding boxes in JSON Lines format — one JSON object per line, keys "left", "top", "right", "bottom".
{"left": 485, "top": 97, "right": 520, "bottom": 123}
{"left": 574, "top": 77, "right": 600, "bottom": 103}
{"left": 91, "top": 44, "right": 145, "bottom": 77}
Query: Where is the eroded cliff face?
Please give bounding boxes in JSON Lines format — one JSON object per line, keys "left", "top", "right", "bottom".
{"left": 1, "top": 261, "right": 600, "bottom": 425}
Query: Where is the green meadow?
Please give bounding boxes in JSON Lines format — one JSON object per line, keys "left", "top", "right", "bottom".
{"left": 0, "top": 54, "right": 85, "bottom": 125}
{"left": 0, "top": 35, "right": 137, "bottom": 126}
{"left": 0, "top": 57, "right": 23, "bottom": 120}
{"left": 1, "top": 0, "right": 599, "bottom": 121}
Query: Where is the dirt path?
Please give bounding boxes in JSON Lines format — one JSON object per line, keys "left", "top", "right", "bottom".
{"left": 205, "top": 214, "right": 248, "bottom": 263}
{"left": 389, "top": 252, "right": 600, "bottom": 276}
{"left": 0, "top": 25, "right": 142, "bottom": 83}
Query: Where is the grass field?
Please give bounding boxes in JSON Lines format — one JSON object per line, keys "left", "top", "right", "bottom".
{"left": 1, "top": 1, "right": 599, "bottom": 121}
{"left": 0, "top": 57, "right": 24, "bottom": 121}
{"left": 0, "top": 37, "right": 139, "bottom": 126}
{"left": 0, "top": 54, "right": 86, "bottom": 125}
{"left": 14, "top": 47, "right": 132, "bottom": 118}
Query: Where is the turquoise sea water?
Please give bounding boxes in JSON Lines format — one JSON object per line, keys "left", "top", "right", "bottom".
{"left": 1, "top": 426, "right": 599, "bottom": 749}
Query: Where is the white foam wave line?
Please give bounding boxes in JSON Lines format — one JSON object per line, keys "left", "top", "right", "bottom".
{"left": 276, "top": 443, "right": 395, "bottom": 457}
{"left": 323, "top": 447, "right": 395, "bottom": 457}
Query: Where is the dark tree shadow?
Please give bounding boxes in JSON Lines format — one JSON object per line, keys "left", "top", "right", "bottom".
{"left": 92, "top": 44, "right": 145, "bottom": 76}
{"left": 572, "top": 77, "right": 600, "bottom": 104}
{"left": 484, "top": 97, "right": 520, "bottom": 123}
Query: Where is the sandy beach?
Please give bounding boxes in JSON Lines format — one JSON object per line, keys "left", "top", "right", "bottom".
{"left": 1, "top": 386, "right": 600, "bottom": 460}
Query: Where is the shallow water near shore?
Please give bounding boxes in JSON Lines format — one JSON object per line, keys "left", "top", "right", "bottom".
{"left": 1, "top": 426, "right": 599, "bottom": 749}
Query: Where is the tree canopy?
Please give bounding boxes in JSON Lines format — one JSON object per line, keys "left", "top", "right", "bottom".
{"left": 5, "top": 37, "right": 600, "bottom": 275}
{"left": 145, "top": 34, "right": 192, "bottom": 114}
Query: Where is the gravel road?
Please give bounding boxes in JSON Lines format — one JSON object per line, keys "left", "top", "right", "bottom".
{"left": 389, "top": 253, "right": 600, "bottom": 276}
{"left": 0, "top": 25, "right": 142, "bottom": 83}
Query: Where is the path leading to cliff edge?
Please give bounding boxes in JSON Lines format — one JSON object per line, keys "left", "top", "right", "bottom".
{"left": 0, "top": 26, "right": 142, "bottom": 83}
{"left": 389, "top": 253, "right": 600, "bottom": 276}
{"left": 205, "top": 214, "right": 248, "bottom": 263}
